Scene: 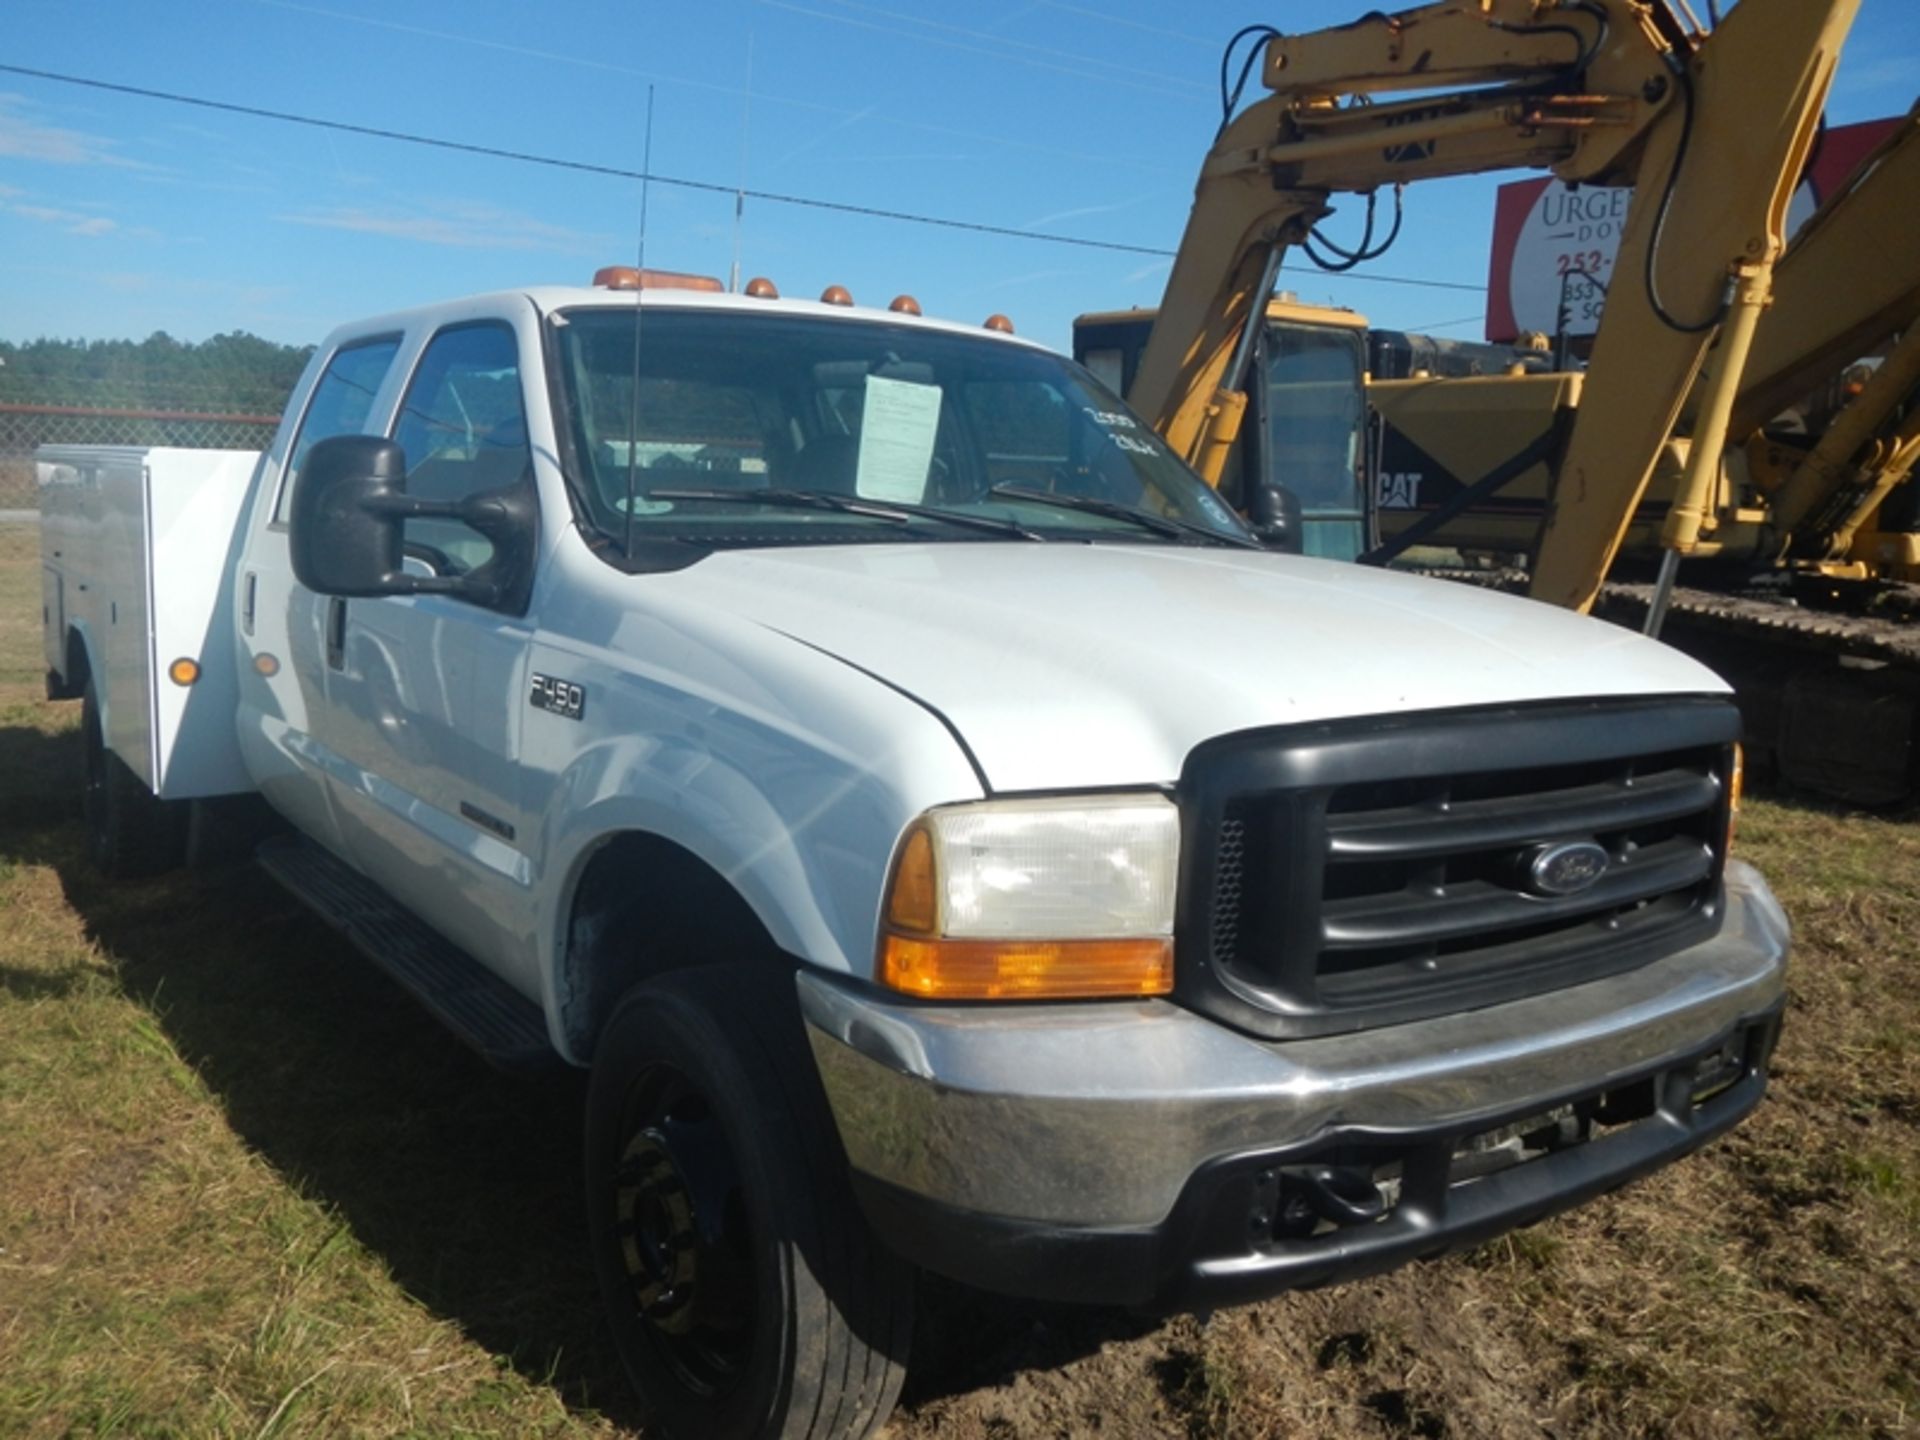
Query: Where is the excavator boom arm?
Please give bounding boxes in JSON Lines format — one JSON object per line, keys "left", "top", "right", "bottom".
{"left": 1130, "top": 0, "right": 1858, "bottom": 616}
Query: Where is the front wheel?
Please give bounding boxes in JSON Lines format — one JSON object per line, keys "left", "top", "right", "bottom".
{"left": 586, "top": 966, "right": 913, "bottom": 1440}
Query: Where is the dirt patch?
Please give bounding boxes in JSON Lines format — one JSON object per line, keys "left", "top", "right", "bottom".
{"left": 67, "top": 1139, "right": 164, "bottom": 1222}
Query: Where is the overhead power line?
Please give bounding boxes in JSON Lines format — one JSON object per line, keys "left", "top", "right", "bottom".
{"left": 254, "top": 0, "right": 1182, "bottom": 176}
{"left": 0, "top": 62, "right": 1487, "bottom": 295}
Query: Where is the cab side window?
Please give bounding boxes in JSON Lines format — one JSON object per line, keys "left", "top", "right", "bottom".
{"left": 391, "top": 323, "right": 531, "bottom": 577}
{"left": 274, "top": 336, "right": 401, "bottom": 522}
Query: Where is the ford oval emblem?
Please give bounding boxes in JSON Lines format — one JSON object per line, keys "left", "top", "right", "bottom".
{"left": 1526, "top": 840, "right": 1610, "bottom": 897}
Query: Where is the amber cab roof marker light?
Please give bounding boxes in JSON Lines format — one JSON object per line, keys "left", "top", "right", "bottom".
{"left": 592, "top": 266, "right": 725, "bottom": 293}
{"left": 984, "top": 313, "right": 1015, "bottom": 334}
{"left": 744, "top": 276, "right": 780, "bottom": 299}
{"left": 821, "top": 285, "right": 855, "bottom": 306}
{"left": 888, "top": 295, "right": 923, "bottom": 316}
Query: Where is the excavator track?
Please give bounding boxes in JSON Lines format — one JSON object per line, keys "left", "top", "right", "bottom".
{"left": 1413, "top": 567, "right": 1920, "bottom": 806}
{"left": 1598, "top": 583, "right": 1920, "bottom": 668}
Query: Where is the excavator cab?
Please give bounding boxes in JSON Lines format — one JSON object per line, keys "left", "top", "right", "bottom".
{"left": 1076, "top": 300, "right": 1370, "bottom": 559}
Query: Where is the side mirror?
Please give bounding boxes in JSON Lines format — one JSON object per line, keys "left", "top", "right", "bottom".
{"left": 1247, "top": 483, "right": 1303, "bottom": 553}
{"left": 288, "top": 434, "right": 536, "bottom": 609}
{"left": 289, "top": 435, "right": 412, "bottom": 597}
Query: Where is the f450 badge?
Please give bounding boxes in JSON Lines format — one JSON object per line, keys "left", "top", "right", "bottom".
{"left": 530, "top": 672, "right": 586, "bottom": 721}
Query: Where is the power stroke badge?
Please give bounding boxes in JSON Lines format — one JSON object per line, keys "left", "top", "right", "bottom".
{"left": 530, "top": 672, "right": 587, "bottom": 721}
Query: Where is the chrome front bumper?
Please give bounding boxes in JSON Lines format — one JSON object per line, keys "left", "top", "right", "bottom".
{"left": 799, "top": 860, "right": 1789, "bottom": 1303}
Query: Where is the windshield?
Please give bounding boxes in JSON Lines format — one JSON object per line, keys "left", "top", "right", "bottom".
{"left": 548, "top": 307, "right": 1252, "bottom": 561}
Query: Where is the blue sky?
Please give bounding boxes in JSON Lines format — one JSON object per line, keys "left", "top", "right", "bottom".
{"left": 3, "top": 0, "right": 1915, "bottom": 356}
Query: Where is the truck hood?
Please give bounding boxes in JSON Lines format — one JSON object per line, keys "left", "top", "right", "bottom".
{"left": 672, "top": 543, "right": 1727, "bottom": 792}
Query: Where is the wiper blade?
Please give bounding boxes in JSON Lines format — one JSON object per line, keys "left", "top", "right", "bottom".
{"left": 986, "top": 485, "right": 1261, "bottom": 549}
{"left": 647, "top": 487, "right": 1046, "bottom": 541}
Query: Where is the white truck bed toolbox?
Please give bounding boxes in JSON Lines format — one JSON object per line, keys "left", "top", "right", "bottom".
{"left": 39, "top": 445, "right": 261, "bottom": 799}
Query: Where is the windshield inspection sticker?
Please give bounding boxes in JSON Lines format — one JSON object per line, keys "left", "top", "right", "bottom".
{"left": 856, "top": 375, "right": 943, "bottom": 503}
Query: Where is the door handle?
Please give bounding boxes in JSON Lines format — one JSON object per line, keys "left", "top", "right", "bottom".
{"left": 326, "top": 597, "right": 347, "bottom": 671}
{"left": 243, "top": 572, "right": 257, "bottom": 636}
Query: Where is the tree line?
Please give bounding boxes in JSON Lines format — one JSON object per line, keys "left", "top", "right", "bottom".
{"left": 0, "top": 332, "right": 315, "bottom": 415}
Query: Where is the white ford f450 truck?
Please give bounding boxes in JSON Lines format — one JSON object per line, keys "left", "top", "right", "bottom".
{"left": 38, "top": 269, "right": 1789, "bottom": 1440}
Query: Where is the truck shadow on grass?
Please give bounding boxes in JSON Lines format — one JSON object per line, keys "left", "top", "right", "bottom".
{"left": 0, "top": 724, "right": 636, "bottom": 1425}
{"left": 0, "top": 720, "right": 1162, "bottom": 1428}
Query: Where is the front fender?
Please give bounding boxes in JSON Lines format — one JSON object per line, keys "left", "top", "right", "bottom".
{"left": 525, "top": 593, "right": 986, "bottom": 1063}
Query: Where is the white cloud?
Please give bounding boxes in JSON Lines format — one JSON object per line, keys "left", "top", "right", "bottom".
{"left": 1021, "top": 193, "right": 1154, "bottom": 231}
{"left": 274, "top": 201, "right": 608, "bottom": 254}
{"left": 5, "top": 200, "right": 119, "bottom": 236}
{"left": 0, "top": 94, "right": 143, "bottom": 168}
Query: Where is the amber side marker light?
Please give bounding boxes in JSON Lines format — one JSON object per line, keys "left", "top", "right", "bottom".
{"left": 167, "top": 657, "right": 200, "bottom": 687}
{"left": 877, "top": 822, "right": 1175, "bottom": 1001}
{"left": 1726, "top": 742, "right": 1744, "bottom": 852}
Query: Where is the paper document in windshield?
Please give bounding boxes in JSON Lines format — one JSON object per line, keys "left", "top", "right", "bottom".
{"left": 856, "top": 375, "right": 943, "bottom": 503}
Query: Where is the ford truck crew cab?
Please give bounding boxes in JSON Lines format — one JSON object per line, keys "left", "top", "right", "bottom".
{"left": 38, "top": 269, "right": 1789, "bottom": 1440}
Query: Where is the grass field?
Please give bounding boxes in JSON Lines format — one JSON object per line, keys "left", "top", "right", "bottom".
{"left": 0, "top": 460, "right": 33, "bottom": 510}
{"left": 1, "top": 517, "right": 1915, "bottom": 1439}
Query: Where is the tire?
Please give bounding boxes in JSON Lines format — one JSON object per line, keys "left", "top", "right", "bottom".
{"left": 586, "top": 965, "right": 913, "bottom": 1440}
{"left": 81, "top": 681, "right": 188, "bottom": 879}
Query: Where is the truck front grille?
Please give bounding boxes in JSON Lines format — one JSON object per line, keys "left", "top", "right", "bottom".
{"left": 1180, "top": 699, "right": 1739, "bottom": 1039}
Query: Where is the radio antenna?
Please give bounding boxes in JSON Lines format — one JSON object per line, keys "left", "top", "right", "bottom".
{"left": 622, "top": 84, "right": 656, "bottom": 560}
{"left": 730, "top": 34, "right": 754, "bottom": 293}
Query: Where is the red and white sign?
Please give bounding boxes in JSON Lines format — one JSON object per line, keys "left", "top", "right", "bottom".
{"left": 1485, "top": 116, "right": 1902, "bottom": 343}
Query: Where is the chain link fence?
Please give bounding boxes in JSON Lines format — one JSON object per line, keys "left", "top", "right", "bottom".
{"left": 0, "top": 403, "right": 280, "bottom": 510}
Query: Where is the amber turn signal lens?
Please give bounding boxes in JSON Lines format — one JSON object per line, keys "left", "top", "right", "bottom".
{"left": 1726, "top": 742, "right": 1744, "bottom": 851}
{"left": 881, "top": 934, "right": 1173, "bottom": 1001}
{"left": 167, "top": 657, "right": 200, "bottom": 686}
{"left": 884, "top": 826, "right": 939, "bottom": 936}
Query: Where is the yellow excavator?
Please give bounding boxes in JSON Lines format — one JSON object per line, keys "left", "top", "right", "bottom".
{"left": 1070, "top": 0, "right": 1920, "bottom": 801}
{"left": 1367, "top": 104, "right": 1920, "bottom": 595}
{"left": 1361, "top": 104, "right": 1920, "bottom": 802}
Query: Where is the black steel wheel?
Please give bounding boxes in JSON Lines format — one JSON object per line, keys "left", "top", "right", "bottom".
{"left": 586, "top": 965, "right": 912, "bottom": 1440}
{"left": 81, "top": 680, "right": 187, "bottom": 879}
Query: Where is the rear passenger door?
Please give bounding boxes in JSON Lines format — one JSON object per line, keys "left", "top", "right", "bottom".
{"left": 310, "top": 319, "right": 544, "bottom": 983}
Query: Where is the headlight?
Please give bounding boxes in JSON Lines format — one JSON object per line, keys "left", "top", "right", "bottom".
{"left": 878, "top": 794, "right": 1178, "bottom": 1000}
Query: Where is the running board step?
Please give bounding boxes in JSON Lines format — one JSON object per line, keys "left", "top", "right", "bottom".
{"left": 257, "top": 836, "right": 558, "bottom": 1073}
